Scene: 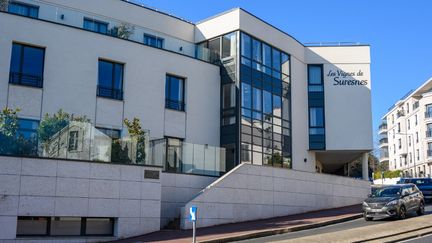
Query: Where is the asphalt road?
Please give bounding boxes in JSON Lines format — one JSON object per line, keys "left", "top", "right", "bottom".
{"left": 236, "top": 204, "right": 432, "bottom": 243}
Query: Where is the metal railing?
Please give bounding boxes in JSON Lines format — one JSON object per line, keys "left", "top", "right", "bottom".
{"left": 9, "top": 72, "right": 43, "bottom": 88}
{"left": 0, "top": 0, "right": 212, "bottom": 62}
{"left": 428, "top": 150, "right": 432, "bottom": 157}
{"left": 304, "top": 42, "right": 365, "bottom": 46}
{"left": 165, "top": 99, "right": 185, "bottom": 111}
{"left": 427, "top": 130, "right": 432, "bottom": 138}
{"left": 426, "top": 112, "right": 432, "bottom": 119}
{"left": 97, "top": 86, "right": 124, "bottom": 100}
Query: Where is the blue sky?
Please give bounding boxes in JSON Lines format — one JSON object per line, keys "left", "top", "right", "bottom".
{"left": 134, "top": 0, "right": 432, "bottom": 148}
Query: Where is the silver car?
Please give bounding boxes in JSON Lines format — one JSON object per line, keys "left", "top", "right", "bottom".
{"left": 362, "top": 184, "right": 425, "bottom": 221}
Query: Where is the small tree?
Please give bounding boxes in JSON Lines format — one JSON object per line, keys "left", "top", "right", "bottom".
{"left": 0, "top": 108, "right": 20, "bottom": 154}
{"left": 111, "top": 23, "right": 135, "bottom": 39}
{"left": 124, "top": 117, "right": 146, "bottom": 163}
{"left": 38, "top": 109, "right": 88, "bottom": 143}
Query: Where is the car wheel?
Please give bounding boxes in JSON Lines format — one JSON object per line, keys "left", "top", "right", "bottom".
{"left": 398, "top": 206, "right": 406, "bottom": 220}
{"left": 363, "top": 213, "right": 372, "bottom": 221}
{"left": 417, "top": 202, "right": 425, "bottom": 216}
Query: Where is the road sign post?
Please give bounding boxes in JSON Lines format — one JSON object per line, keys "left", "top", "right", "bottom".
{"left": 189, "top": 206, "right": 197, "bottom": 243}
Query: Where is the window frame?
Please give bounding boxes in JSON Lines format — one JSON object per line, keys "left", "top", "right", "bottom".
{"left": 8, "top": 1, "right": 39, "bottom": 18}
{"left": 83, "top": 17, "right": 109, "bottom": 35}
{"left": 143, "top": 33, "right": 164, "bottom": 49}
{"left": 9, "top": 42, "right": 45, "bottom": 88}
{"left": 97, "top": 59, "right": 124, "bottom": 100}
{"left": 165, "top": 74, "right": 186, "bottom": 111}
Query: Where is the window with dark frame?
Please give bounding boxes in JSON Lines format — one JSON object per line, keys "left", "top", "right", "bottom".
{"left": 83, "top": 18, "right": 108, "bottom": 34}
{"left": 68, "top": 131, "right": 79, "bottom": 151}
{"left": 307, "top": 64, "right": 325, "bottom": 150}
{"left": 97, "top": 60, "right": 124, "bottom": 100}
{"left": 9, "top": 43, "right": 45, "bottom": 88}
{"left": 144, "top": 34, "right": 164, "bottom": 48}
{"left": 8, "top": 1, "right": 39, "bottom": 18}
{"left": 96, "top": 127, "right": 121, "bottom": 139}
{"left": 16, "top": 217, "right": 115, "bottom": 237}
{"left": 165, "top": 75, "right": 185, "bottom": 111}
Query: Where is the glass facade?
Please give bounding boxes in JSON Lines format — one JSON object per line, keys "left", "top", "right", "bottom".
{"left": 239, "top": 32, "right": 291, "bottom": 168}
{"left": 202, "top": 31, "right": 291, "bottom": 170}
{"left": 144, "top": 34, "right": 164, "bottom": 48}
{"left": 83, "top": 18, "right": 108, "bottom": 34}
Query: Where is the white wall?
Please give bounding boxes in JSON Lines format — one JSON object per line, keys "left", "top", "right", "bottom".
{"left": 0, "top": 12, "right": 220, "bottom": 146}
{"left": 160, "top": 173, "right": 217, "bottom": 227}
{"left": 180, "top": 163, "right": 370, "bottom": 229}
{"left": 306, "top": 46, "right": 373, "bottom": 151}
{"left": 0, "top": 156, "right": 162, "bottom": 240}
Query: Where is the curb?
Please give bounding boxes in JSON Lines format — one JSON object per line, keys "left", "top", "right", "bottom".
{"left": 200, "top": 214, "right": 362, "bottom": 243}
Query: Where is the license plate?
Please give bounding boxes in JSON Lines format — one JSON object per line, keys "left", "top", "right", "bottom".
{"left": 370, "top": 209, "right": 382, "bottom": 213}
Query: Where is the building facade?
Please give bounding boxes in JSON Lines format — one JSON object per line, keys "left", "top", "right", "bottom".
{"left": 379, "top": 78, "right": 432, "bottom": 178}
{"left": 0, "top": 0, "right": 372, "bottom": 241}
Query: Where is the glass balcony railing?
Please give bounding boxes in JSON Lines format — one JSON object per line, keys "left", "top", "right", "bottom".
{"left": 149, "top": 139, "right": 226, "bottom": 176}
{"left": 0, "top": 111, "right": 226, "bottom": 176}
{"left": 0, "top": 0, "right": 212, "bottom": 62}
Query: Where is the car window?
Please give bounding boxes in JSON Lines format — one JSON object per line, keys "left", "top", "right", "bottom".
{"left": 371, "top": 187, "right": 400, "bottom": 197}
{"left": 412, "top": 185, "right": 419, "bottom": 193}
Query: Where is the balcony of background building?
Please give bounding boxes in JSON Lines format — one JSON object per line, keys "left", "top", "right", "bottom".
{"left": 0, "top": 119, "right": 226, "bottom": 177}
{"left": 426, "top": 130, "right": 432, "bottom": 138}
{"left": 378, "top": 122, "right": 387, "bottom": 134}
{"left": 0, "top": 0, "right": 212, "bottom": 62}
{"left": 426, "top": 111, "right": 432, "bottom": 119}
{"left": 379, "top": 137, "right": 388, "bottom": 148}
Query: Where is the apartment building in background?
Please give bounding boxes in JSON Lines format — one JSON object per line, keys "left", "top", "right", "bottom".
{"left": 0, "top": 0, "right": 373, "bottom": 241}
{"left": 379, "top": 77, "right": 432, "bottom": 178}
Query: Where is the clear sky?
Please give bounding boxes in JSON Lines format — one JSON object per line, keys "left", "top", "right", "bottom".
{"left": 133, "top": 0, "right": 432, "bottom": 148}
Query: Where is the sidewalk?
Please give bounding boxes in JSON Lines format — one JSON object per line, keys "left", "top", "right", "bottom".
{"left": 111, "top": 205, "right": 362, "bottom": 243}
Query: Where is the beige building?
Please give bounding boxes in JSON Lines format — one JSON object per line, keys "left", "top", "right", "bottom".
{"left": 379, "top": 77, "right": 432, "bottom": 178}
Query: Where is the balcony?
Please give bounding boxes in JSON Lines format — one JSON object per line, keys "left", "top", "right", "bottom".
{"left": 427, "top": 130, "right": 432, "bottom": 138}
{"left": 428, "top": 150, "right": 432, "bottom": 158}
{"left": 0, "top": 0, "right": 212, "bottom": 62}
{"left": 426, "top": 112, "right": 432, "bottom": 119}
{"left": 379, "top": 138, "right": 388, "bottom": 147}
{"left": 378, "top": 123, "right": 388, "bottom": 133}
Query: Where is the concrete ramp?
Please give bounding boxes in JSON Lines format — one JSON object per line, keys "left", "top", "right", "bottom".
{"left": 180, "top": 163, "right": 370, "bottom": 229}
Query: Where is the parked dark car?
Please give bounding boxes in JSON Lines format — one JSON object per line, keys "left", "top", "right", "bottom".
{"left": 398, "top": 178, "right": 432, "bottom": 202}
{"left": 362, "top": 184, "right": 425, "bottom": 221}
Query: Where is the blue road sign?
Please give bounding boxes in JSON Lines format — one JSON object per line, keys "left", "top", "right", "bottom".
{"left": 189, "top": 206, "right": 197, "bottom": 222}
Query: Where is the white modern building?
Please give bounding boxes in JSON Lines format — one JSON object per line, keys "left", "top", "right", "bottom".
{"left": 0, "top": 0, "right": 373, "bottom": 241}
{"left": 379, "top": 77, "right": 432, "bottom": 178}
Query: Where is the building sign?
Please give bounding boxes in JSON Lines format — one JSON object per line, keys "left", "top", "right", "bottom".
{"left": 326, "top": 69, "right": 368, "bottom": 86}
{"left": 144, "top": 170, "right": 160, "bottom": 179}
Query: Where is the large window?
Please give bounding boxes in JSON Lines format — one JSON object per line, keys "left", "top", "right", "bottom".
{"left": 97, "top": 60, "right": 124, "bottom": 100}
{"left": 83, "top": 18, "right": 108, "bottom": 34}
{"left": 165, "top": 75, "right": 185, "bottom": 111}
{"left": 8, "top": 1, "right": 39, "bottom": 18}
{"left": 9, "top": 43, "right": 45, "bottom": 88}
{"left": 165, "top": 137, "right": 182, "bottom": 172}
{"left": 307, "top": 64, "right": 325, "bottom": 150}
{"left": 240, "top": 32, "right": 291, "bottom": 168}
{"left": 309, "top": 107, "right": 325, "bottom": 135}
{"left": 144, "top": 34, "right": 164, "bottom": 48}
{"left": 17, "top": 217, "right": 114, "bottom": 237}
